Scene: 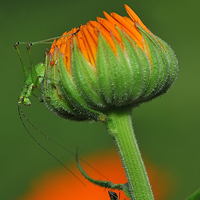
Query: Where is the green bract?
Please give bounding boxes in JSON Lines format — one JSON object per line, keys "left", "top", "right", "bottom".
{"left": 42, "top": 25, "right": 178, "bottom": 121}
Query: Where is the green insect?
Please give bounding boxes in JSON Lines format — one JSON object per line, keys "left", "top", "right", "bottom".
{"left": 17, "top": 61, "right": 44, "bottom": 106}
{"left": 15, "top": 30, "right": 108, "bottom": 186}
{"left": 15, "top": 33, "right": 83, "bottom": 179}
{"left": 15, "top": 42, "right": 47, "bottom": 106}
{"left": 16, "top": 29, "right": 80, "bottom": 106}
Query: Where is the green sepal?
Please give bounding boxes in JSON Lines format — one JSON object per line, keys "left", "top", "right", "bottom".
{"left": 76, "top": 152, "right": 131, "bottom": 199}
{"left": 112, "top": 32, "right": 134, "bottom": 105}
{"left": 136, "top": 25, "right": 170, "bottom": 96}
{"left": 142, "top": 33, "right": 162, "bottom": 99}
{"left": 136, "top": 24, "right": 178, "bottom": 97}
{"left": 117, "top": 28, "right": 150, "bottom": 103}
{"left": 96, "top": 33, "right": 115, "bottom": 104}
{"left": 71, "top": 37, "right": 105, "bottom": 108}
{"left": 155, "top": 36, "right": 178, "bottom": 91}
{"left": 42, "top": 54, "right": 84, "bottom": 120}
{"left": 54, "top": 50, "right": 106, "bottom": 121}
{"left": 187, "top": 189, "right": 200, "bottom": 200}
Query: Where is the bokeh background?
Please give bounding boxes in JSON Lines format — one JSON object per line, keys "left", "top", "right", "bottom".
{"left": 1, "top": 0, "right": 200, "bottom": 199}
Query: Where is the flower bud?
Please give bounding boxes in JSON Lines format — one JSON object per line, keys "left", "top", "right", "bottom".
{"left": 42, "top": 5, "right": 178, "bottom": 121}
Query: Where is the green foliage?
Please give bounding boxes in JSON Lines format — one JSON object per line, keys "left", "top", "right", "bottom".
{"left": 187, "top": 189, "right": 200, "bottom": 200}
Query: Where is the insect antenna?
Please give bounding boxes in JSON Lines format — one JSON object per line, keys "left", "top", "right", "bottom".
{"left": 15, "top": 27, "right": 81, "bottom": 84}
{"left": 18, "top": 104, "right": 86, "bottom": 186}
{"left": 16, "top": 27, "right": 80, "bottom": 47}
{"left": 14, "top": 42, "right": 29, "bottom": 78}
{"left": 18, "top": 102, "right": 110, "bottom": 182}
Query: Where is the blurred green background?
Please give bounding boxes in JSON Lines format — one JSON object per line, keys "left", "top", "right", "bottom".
{"left": 1, "top": 0, "right": 200, "bottom": 199}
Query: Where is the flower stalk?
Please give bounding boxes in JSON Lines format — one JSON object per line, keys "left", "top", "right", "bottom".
{"left": 106, "top": 107, "right": 154, "bottom": 200}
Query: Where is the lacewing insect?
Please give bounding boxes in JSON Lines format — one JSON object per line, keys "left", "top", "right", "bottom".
{"left": 15, "top": 29, "right": 108, "bottom": 185}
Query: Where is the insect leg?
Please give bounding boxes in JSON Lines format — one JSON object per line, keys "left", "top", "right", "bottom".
{"left": 14, "top": 42, "right": 29, "bottom": 78}
{"left": 26, "top": 43, "right": 38, "bottom": 85}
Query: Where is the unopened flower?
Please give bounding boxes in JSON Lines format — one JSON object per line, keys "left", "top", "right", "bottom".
{"left": 43, "top": 5, "right": 178, "bottom": 121}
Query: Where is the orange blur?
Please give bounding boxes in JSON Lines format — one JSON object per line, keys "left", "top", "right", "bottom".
{"left": 19, "top": 149, "right": 171, "bottom": 200}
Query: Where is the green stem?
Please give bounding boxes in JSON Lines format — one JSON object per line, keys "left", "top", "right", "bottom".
{"left": 105, "top": 107, "right": 154, "bottom": 200}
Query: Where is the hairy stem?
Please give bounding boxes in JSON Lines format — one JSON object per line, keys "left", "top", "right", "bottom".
{"left": 105, "top": 107, "right": 154, "bottom": 200}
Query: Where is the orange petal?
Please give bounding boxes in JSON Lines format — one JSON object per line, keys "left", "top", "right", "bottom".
{"left": 110, "top": 12, "right": 143, "bottom": 48}
{"left": 124, "top": 4, "right": 148, "bottom": 32}
{"left": 81, "top": 25, "right": 97, "bottom": 66}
